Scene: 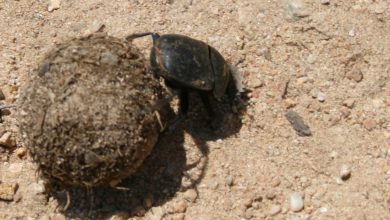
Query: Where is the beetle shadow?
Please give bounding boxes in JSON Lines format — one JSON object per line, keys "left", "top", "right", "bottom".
{"left": 52, "top": 108, "right": 188, "bottom": 219}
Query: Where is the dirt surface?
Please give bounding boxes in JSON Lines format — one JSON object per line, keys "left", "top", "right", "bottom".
{"left": 1, "top": 0, "right": 390, "bottom": 219}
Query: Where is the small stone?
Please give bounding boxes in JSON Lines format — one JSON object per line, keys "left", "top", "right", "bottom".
{"left": 329, "top": 151, "right": 338, "bottom": 159}
{"left": 284, "top": 98, "right": 297, "bottom": 109}
{"left": 244, "top": 207, "right": 255, "bottom": 219}
{"left": 346, "top": 68, "right": 363, "bottom": 82}
{"left": 266, "top": 192, "right": 276, "bottom": 200}
{"left": 226, "top": 175, "right": 234, "bottom": 186}
{"left": 286, "top": 0, "right": 311, "bottom": 20}
{"left": 319, "top": 207, "right": 328, "bottom": 213}
{"left": 271, "top": 178, "right": 281, "bottom": 187}
{"left": 363, "top": 119, "right": 376, "bottom": 131}
{"left": 340, "top": 164, "right": 351, "bottom": 181}
{"left": 48, "top": 0, "right": 61, "bottom": 12}
{"left": 27, "top": 181, "right": 45, "bottom": 195}
{"left": 252, "top": 201, "right": 261, "bottom": 209}
{"left": 348, "top": 29, "right": 356, "bottom": 37}
{"left": 285, "top": 110, "right": 312, "bottom": 136}
{"left": 171, "top": 213, "right": 185, "bottom": 220}
{"left": 0, "top": 89, "right": 5, "bottom": 100}
{"left": 15, "top": 147, "right": 27, "bottom": 159}
{"left": 0, "top": 182, "right": 18, "bottom": 201}
{"left": 290, "top": 192, "right": 304, "bottom": 212}
{"left": 9, "top": 163, "right": 23, "bottom": 173}
{"left": 183, "top": 189, "right": 198, "bottom": 202}
{"left": 340, "top": 106, "right": 351, "bottom": 118}
{"left": 319, "top": 0, "right": 330, "bottom": 5}
{"left": 372, "top": 99, "right": 384, "bottom": 109}
{"left": 307, "top": 54, "right": 317, "bottom": 64}
{"left": 343, "top": 99, "right": 355, "bottom": 108}
{"left": 0, "top": 132, "right": 15, "bottom": 148}
{"left": 243, "top": 197, "right": 253, "bottom": 208}
{"left": 317, "top": 92, "right": 326, "bottom": 102}
{"left": 269, "top": 204, "right": 281, "bottom": 216}
{"left": 374, "top": 2, "right": 388, "bottom": 14}
{"left": 248, "top": 77, "right": 264, "bottom": 89}
{"left": 174, "top": 200, "right": 187, "bottom": 213}
{"left": 385, "top": 97, "right": 390, "bottom": 106}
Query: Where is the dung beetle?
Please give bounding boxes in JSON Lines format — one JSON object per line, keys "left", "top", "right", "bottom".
{"left": 126, "top": 33, "right": 237, "bottom": 118}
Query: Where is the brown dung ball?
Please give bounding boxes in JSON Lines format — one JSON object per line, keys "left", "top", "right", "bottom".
{"left": 18, "top": 33, "right": 167, "bottom": 187}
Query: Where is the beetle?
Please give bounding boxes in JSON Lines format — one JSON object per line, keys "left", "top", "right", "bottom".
{"left": 126, "top": 33, "right": 237, "bottom": 118}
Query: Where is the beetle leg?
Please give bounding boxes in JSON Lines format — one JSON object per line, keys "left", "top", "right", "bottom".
{"left": 198, "top": 91, "right": 214, "bottom": 118}
{"left": 179, "top": 90, "right": 189, "bottom": 115}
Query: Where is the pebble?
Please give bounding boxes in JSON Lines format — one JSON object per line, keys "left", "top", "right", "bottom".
{"left": 171, "top": 213, "right": 185, "bottom": 220}
{"left": 9, "top": 163, "right": 23, "bottom": 173}
{"left": 348, "top": 29, "right": 356, "bottom": 37}
{"left": 286, "top": 0, "right": 311, "bottom": 20}
{"left": 174, "top": 200, "right": 187, "bottom": 213}
{"left": 340, "top": 164, "right": 351, "bottom": 181}
{"left": 183, "top": 189, "right": 198, "bottom": 202}
{"left": 343, "top": 99, "right": 355, "bottom": 108}
{"left": 329, "top": 151, "right": 338, "bottom": 159}
{"left": 319, "top": 207, "right": 328, "bottom": 213}
{"left": 285, "top": 110, "right": 312, "bottom": 136}
{"left": 317, "top": 92, "right": 326, "bottom": 102}
{"left": 226, "top": 175, "right": 234, "bottom": 186}
{"left": 374, "top": 2, "right": 388, "bottom": 14}
{"left": 372, "top": 99, "right": 384, "bottom": 109}
{"left": 15, "top": 147, "right": 27, "bottom": 159}
{"left": 0, "top": 182, "right": 18, "bottom": 201}
{"left": 27, "top": 181, "right": 45, "bottom": 195}
{"left": 284, "top": 98, "right": 297, "bottom": 109}
{"left": 266, "top": 192, "right": 276, "bottom": 200}
{"left": 362, "top": 119, "right": 377, "bottom": 131}
{"left": 248, "top": 77, "right": 264, "bottom": 89}
{"left": 320, "top": 0, "right": 330, "bottom": 5}
{"left": 271, "top": 178, "right": 281, "bottom": 187}
{"left": 307, "top": 54, "right": 317, "bottom": 64}
{"left": 269, "top": 204, "right": 282, "bottom": 216}
{"left": 0, "top": 132, "right": 15, "bottom": 148}
{"left": 48, "top": 0, "right": 61, "bottom": 12}
{"left": 0, "top": 89, "right": 5, "bottom": 100}
{"left": 346, "top": 68, "right": 363, "bottom": 82}
{"left": 290, "top": 192, "right": 304, "bottom": 212}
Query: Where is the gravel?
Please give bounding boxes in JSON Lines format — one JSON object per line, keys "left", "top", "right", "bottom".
{"left": 290, "top": 192, "right": 304, "bottom": 212}
{"left": 269, "top": 204, "right": 282, "bottom": 216}
{"left": 173, "top": 200, "right": 187, "bottom": 213}
{"left": 183, "top": 189, "right": 198, "bottom": 202}
{"left": 285, "top": 110, "right": 312, "bottom": 136}
{"left": 0, "top": 182, "right": 18, "bottom": 201}
{"left": 48, "top": 0, "right": 61, "bottom": 12}
{"left": 340, "top": 164, "right": 352, "bottom": 181}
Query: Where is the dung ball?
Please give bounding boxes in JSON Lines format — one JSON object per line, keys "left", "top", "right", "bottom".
{"left": 17, "top": 33, "right": 168, "bottom": 187}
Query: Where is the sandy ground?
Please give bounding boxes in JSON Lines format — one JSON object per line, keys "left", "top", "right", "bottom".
{"left": 1, "top": 0, "right": 390, "bottom": 219}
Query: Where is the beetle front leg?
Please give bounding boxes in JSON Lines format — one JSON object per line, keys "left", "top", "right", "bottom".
{"left": 179, "top": 89, "right": 189, "bottom": 115}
